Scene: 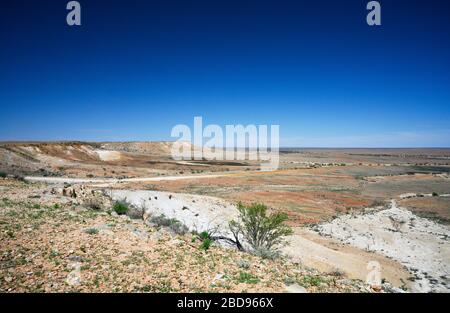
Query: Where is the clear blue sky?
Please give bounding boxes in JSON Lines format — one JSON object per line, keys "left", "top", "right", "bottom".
{"left": 1, "top": 0, "right": 449, "bottom": 147}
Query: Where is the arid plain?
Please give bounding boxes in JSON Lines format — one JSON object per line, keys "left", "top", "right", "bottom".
{"left": 1, "top": 142, "right": 449, "bottom": 292}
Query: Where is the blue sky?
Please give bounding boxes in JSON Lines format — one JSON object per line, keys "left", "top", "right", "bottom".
{"left": 1, "top": 0, "right": 449, "bottom": 147}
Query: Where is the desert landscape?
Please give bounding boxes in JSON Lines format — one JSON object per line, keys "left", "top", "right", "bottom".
{"left": 1, "top": 141, "right": 449, "bottom": 293}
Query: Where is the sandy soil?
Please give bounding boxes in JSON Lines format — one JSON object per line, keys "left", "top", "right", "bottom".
{"left": 283, "top": 228, "right": 411, "bottom": 289}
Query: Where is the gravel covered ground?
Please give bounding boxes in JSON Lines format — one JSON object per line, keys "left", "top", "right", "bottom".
{"left": 0, "top": 178, "right": 379, "bottom": 293}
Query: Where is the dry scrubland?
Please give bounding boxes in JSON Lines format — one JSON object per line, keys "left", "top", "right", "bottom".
{"left": 0, "top": 179, "right": 371, "bottom": 293}
{"left": 0, "top": 142, "right": 449, "bottom": 292}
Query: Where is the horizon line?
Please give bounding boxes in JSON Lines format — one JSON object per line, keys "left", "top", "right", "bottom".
{"left": 1, "top": 140, "right": 450, "bottom": 150}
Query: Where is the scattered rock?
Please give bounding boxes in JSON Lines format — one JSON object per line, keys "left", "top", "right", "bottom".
{"left": 285, "top": 283, "right": 308, "bottom": 293}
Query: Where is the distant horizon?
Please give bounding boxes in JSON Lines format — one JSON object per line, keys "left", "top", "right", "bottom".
{"left": 1, "top": 140, "right": 450, "bottom": 150}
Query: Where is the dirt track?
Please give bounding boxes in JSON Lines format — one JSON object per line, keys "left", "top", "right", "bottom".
{"left": 24, "top": 169, "right": 351, "bottom": 185}
{"left": 24, "top": 174, "right": 225, "bottom": 184}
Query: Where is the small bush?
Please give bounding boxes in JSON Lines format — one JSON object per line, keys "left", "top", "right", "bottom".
{"left": 200, "top": 238, "right": 213, "bottom": 250}
{"left": 237, "top": 272, "right": 260, "bottom": 284}
{"left": 252, "top": 247, "right": 280, "bottom": 260}
{"left": 85, "top": 198, "right": 103, "bottom": 211}
{"left": 194, "top": 230, "right": 216, "bottom": 251}
{"left": 150, "top": 214, "right": 189, "bottom": 235}
{"left": 299, "top": 275, "right": 326, "bottom": 287}
{"left": 228, "top": 203, "right": 293, "bottom": 257}
{"left": 84, "top": 228, "right": 98, "bottom": 235}
{"left": 0, "top": 172, "right": 7, "bottom": 178}
{"left": 371, "top": 199, "right": 386, "bottom": 208}
{"left": 198, "top": 231, "right": 211, "bottom": 241}
{"left": 127, "top": 207, "right": 144, "bottom": 219}
{"left": 236, "top": 259, "right": 250, "bottom": 269}
{"left": 432, "top": 192, "right": 439, "bottom": 197}
{"left": 113, "top": 200, "right": 130, "bottom": 215}
{"left": 328, "top": 268, "right": 345, "bottom": 277}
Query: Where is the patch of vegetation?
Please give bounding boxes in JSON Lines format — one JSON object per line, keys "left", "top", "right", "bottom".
{"left": 126, "top": 205, "right": 145, "bottom": 220}
{"left": 432, "top": 192, "right": 439, "bottom": 197}
{"left": 236, "top": 272, "right": 260, "bottom": 284}
{"left": 200, "top": 238, "right": 213, "bottom": 251}
{"left": 84, "top": 198, "right": 103, "bottom": 211}
{"left": 84, "top": 227, "right": 99, "bottom": 235}
{"left": 150, "top": 214, "right": 189, "bottom": 235}
{"left": 228, "top": 203, "right": 293, "bottom": 258}
{"left": 113, "top": 200, "right": 130, "bottom": 215}
{"left": 298, "top": 275, "right": 326, "bottom": 288}
{"left": 252, "top": 247, "right": 280, "bottom": 260}
{"left": 413, "top": 211, "right": 450, "bottom": 225}
{"left": 193, "top": 230, "right": 218, "bottom": 251}
{"left": 236, "top": 259, "right": 250, "bottom": 269}
{"left": 0, "top": 172, "right": 8, "bottom": 178}
{"left": 328, "top": 268, "right": 345, "bottom": 277}
{"left": 14, "top": 175, "right": 26, "bottom": 182}
{"left": 198, "top": 231, "right": 211, "bottom": 241}
{"left": 371, "top": 199, "right": 387, "bottom": 208}
{"left": 6, "top": 230, "right": 15, "bottom": 238}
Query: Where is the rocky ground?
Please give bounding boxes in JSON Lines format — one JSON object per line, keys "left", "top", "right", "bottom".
{"left": 314, "top": 201, "right": 450, "bottom": 292}
{"left": 0, "top": 177, "right": 384, "bottom": 293}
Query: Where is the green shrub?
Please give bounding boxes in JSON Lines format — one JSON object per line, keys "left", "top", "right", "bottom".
{"left": 0, "top": 172, "right": 7, "bottom": 178}
{"left": 299, "top": 275, "right": 326, "bottom": 287}
{"left": 229, "top": 202, "right": 293, "bottom": 257}
{"left": 150, "top": 214, "right": 189, "bottom": 235}
{"left": 198, "top": 231, "right": 211, "bottom": 241}
{"left": 85, "top": 227, "right": 98, "bottom": 235}
{"left": 237, "top": 272, "right": 260, "bottom": 284}
{"left": 200, "top": 238, "right": 213, "bottom": 250}
{"left": 432, "top": 192, "right": 439, "bottom": 197}
{"left": 113, "top": 200, "right": 129, "bottom": 215}
{"left": 194, "top": 230, "right": 216, "bottom": 250}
